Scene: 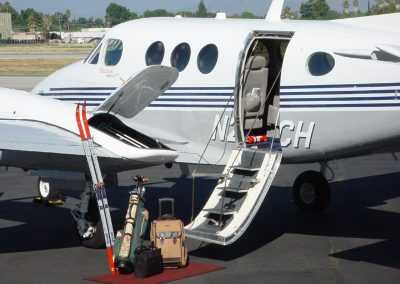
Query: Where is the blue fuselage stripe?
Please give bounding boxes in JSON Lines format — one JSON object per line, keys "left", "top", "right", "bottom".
{"left": 41, "top": 92, "right": 111, "bottom": 96}
{"left": 49, "top": 87, "right": 116, "bottom": 91}
{"left": 281, "top": 96, "right": 399, "bottom": 102}
{"left": 281, "top": 82, "right": 400, "bottom": 90}
{"left": 281, "top": 89, "right": 400, "bottom": 96}
{"left": 281, "top": 103, "right": 400, "bottom": 108}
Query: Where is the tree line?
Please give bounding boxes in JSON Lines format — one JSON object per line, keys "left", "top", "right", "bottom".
{"left": 0, "top": 0, "right": 399, "bottom": 34}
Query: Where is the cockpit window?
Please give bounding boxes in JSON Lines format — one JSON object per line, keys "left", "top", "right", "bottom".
{"left": 105, "top": 39, "right": 123, "bottom": 66}
{"left": 171, "top": 43, "right": 191, "bottom": 72}
{"left": 198, "top": 44, "right": 218, "bottom": 74}
{"left": 146, "top": 41, "right": 165, "bottom": 65}
{"left": 84, "top": 39, "right": 103, "bottom": 64}
{"left": 308, "top": 52, "right": 335, "bottom": 76}
{"left": 88, "top": 44, "right": 102, "bottom": 64}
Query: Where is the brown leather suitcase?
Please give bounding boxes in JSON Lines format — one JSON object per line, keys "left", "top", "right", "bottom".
{"left": 150, "top": 198, "right": 188, "bottom": 268}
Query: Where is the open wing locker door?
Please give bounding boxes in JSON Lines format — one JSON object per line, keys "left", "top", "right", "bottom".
{"left": 185, "top": 31, "right": 293, "bottom": 245}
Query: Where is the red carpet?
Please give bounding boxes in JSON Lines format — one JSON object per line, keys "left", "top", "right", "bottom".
{"left": 87, "top": 262, "right": 224, "bottom": 284}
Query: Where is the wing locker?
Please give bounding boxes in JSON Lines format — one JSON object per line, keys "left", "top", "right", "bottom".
{"left": 185, "top": 31, "right": 293, "bottom": 245}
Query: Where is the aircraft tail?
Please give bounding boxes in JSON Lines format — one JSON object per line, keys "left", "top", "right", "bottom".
{"left": 333, "top": 12, "right": 400, "bottom": 33}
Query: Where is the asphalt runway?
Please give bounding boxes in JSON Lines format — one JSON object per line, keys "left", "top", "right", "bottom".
{"left": 0, "top": 78, "right": 400, "bottom": 283}
{"left": 1, "top": 157, "right": 400, "bottom": 284}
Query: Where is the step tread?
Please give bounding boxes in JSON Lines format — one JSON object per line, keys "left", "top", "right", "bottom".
{"left": 232, "top": 166, "right": 261, "bottom": 172}
{"left": 192, "top": 172, "right": 224, "bottom": 178}
{"left": 217, "top": 186, "right": 251, "bottom": 193}
{"left": 203, "top": 208, "right": 236, "bottom": 215}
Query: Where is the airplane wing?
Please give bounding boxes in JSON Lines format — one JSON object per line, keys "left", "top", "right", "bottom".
{"left": 94, "top": 65, "right": 178, "bottom": 119}
{"left": 0, "top": 66, "right": 180, "bottom": 173}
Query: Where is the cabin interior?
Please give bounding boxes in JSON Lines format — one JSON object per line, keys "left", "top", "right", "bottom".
{"left": 241, "top": 38, "right": 289, "bottom": 139}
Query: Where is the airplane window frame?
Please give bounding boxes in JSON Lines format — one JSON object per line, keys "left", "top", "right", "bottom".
{"left": 170, "top": 42, "right": 191, "bottom": 72}
{"left": 84, "top": 38, "right": 103, "bottom": 64}
{"left": 308, "top": 52, "right": 335, "bottom": 76}
{"left": 197, "top": 44, "right": 219, "bottom": 74}
{"left": 145, "top": 41, "right": 165, "bottom": 66}
{"left": 104, "top": 38, "right": 124, "bottom": 66}
{"left": 88, "top": 43, "right": 102, "bottom": 65}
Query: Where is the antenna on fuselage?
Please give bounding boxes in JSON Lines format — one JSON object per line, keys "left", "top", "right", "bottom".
{"left": 265, "top": 0, "right": 284, "bottom": 21}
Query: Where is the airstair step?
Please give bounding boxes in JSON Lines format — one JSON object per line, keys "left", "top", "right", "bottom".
{"left": 203, "top": 208, "right": 236, "bottom": 215}
{"left": 191, "top": 172, "right": 224, "bottom": 178}
{"left": 185, "top": 225, "right": 226, "bottom": 244}
{"left": 233, "top": 166, "right": 260, "bottom": 172}
{"left": 232, "top": 168, "right": 259, "bottom": 177}
{"left": 220, "top": 186, "right": 250, "bottom": 193}
{"left": 229, "top": 176, "right": 258, "bottom": 184}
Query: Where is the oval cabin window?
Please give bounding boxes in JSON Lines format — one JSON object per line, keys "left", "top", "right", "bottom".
{"left": 146, "top": 41, "right": 165, "bottom": 65}
{"left": 171, "top": 43, "right": 191, "bottom": 72}
{"left": 308, "top": 52, "right": 335, "bottom": 76}
{"left": 198, "top": 44, "right": 218, "bottom": 74}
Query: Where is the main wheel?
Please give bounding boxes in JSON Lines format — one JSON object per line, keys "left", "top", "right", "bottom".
{"left": 292, "top": 171, "right": 330, "bottom": 212}
{"left": 80, "top": 195, "right": 106, "bottom": 249}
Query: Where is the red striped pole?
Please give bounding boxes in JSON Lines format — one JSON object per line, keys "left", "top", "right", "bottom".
{"left": 75, "top": 103, "right": 118, "bottom": 276}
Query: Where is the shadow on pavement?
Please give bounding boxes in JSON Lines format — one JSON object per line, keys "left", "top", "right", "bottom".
{"left": 1, "top": 172, "right": 400, "bottom": 269}
{"left": 189, "top": 172, "right": 400, "bottom": 269}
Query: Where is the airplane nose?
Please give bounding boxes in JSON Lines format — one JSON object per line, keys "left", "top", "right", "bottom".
{"left": 31, "top": 61, "right": 120, "bottom": 96}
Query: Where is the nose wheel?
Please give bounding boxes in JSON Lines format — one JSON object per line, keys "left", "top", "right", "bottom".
{"left": 292, "top": 171, "right": 330, "bottom": 212}
{"left": 37, "top": 177, "right": 53, "bottom": 200}
{"left": 34, "top": 177, "right": 64, "bottom": 205}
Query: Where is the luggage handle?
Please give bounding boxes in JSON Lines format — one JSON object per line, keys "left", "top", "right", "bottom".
{"left": 158, "top": 198, "right": 174, "bottom": 218}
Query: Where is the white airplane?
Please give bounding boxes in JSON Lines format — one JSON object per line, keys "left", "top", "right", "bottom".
{"left": 2, "top": 0, "right": 400, "bottom": 246}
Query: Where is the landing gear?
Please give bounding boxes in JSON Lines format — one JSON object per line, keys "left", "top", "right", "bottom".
{"left": 292, "top": 171, "right": 330, "bottom": 212}
{"left": 37, "top": 177, "right": 54, "bottom": 201}
{"left": 80, "top": 200, "right": 105, "bottom": 249}
{"left": 72, "top": 180, "right": 105, "bottom": 249}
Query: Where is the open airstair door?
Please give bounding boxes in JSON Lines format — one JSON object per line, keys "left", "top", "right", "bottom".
{"left": 185, "top": 31, "right": 292, "bottom": 245}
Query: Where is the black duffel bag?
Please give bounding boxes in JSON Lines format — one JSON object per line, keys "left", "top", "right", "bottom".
{"left": 134, "top": 246, "right": 163, "bottom": 278}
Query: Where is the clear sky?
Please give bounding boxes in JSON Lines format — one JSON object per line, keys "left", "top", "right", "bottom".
{"left": 5, "top": 0, "right": 374, "bottom": 18}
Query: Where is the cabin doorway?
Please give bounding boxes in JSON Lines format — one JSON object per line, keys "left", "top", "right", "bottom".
{"left": 235, "top": 31, "right": 293, "bottom": 144}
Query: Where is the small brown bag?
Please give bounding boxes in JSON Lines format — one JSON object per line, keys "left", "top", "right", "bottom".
{"left": 150, "top": 198, "right": 188, "bottom": 268}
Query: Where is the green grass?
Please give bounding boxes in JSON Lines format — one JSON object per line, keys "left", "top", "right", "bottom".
{"left": 0, "top": 58, "right": 79, "bottom": 76}
{"left": 0, "top": 43, "right": 94, "bottom": 53}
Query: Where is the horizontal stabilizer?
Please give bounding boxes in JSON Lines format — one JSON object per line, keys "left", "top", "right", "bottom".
{"left": 334, "top": 49, "right": 373, "bottom": 59}
{"left": 376, "top": 44, "right": 400, "bottom": 60}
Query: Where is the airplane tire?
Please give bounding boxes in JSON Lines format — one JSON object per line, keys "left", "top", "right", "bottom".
{"left": 80, "top": 195, "right": 106, "bottom": 249}
{"left": 292, "top": 171, "right": 330, "bottom": 212}
{"left": 81, "top": 220, "right": 106, "bottom": 249}
{"left": 37, "top": 177, "right": 55, "bottom": 201}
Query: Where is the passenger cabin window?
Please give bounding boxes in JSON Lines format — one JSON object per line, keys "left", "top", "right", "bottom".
{"left": 198, "top": 44, "right": 218, "bottom": 74}
{"left": 171, "top": 43, "right": 191, "bottom": 72}
{"left": 105, "top": 39, "right": 123, "bottom": 66}
{"left": 146, "top": 41, "right": 165, "bottom": 65}
{"left": 308, "top": 52, "right": 335, "bottom": 76}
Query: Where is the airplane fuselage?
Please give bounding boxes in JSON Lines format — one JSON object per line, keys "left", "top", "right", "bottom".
{"left": 31, "top": 16, "right": 400, "bottom": 167}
